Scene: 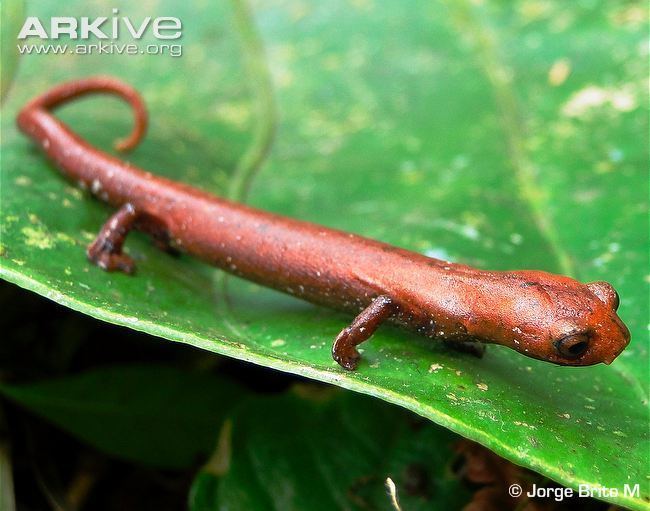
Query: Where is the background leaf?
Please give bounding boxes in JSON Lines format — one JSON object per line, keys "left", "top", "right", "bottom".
{"left": 0, "top": 407, "right": 16, "bottom": 511}
{"left": 190, "top": 390, "right": 470, "bottom": 511}
{"left": 0, "top": 365, "right": 242, "bottom": 469}
{"left": 0, "top": 0, "right": 647, "bottom": 509}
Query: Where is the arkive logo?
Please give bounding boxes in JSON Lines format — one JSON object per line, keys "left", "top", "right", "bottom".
{"left": 17, "top": 9, "right": 182, "bottom": 40}
{"left": 16, "top": 8, "right": 183, "bottom": 57}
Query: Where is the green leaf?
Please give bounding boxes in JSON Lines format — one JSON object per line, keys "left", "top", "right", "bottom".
{"left": 189, "top": 390, "right": 470, "bottom": 511}
{"left": 0, "top": 1, "right": 647, "bottom": 509}
{"left": 0, "top": 365, "right": 243, "bottom": 469}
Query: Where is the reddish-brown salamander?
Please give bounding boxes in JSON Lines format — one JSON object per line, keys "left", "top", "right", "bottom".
{"left": 16, "top": 77, "right": 631, "bottom": 370}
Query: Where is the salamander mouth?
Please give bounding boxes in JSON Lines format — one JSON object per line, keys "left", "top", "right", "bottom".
{"left": 528, "top": 350, "right": 599, "bottom": 367}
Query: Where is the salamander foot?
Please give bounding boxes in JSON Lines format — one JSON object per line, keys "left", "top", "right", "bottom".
{"left": 332, "top": 295, "right": 396, "bottom": 371}
{"left": 87, "top": 203, "right": 139, "bottom": 274}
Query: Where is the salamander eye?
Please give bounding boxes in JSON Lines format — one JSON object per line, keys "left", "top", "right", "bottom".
{"left": 554, "top": 333, "right": 590, "bottom": 359}
{"left": 587, "top": 281, "right": 620, "bottom": 311}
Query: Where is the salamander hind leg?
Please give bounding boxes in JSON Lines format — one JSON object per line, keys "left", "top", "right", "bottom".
{"left": 87, "top": 203, "right": 141, "bottom": 274}
{"left": 332, "top": 295, "right": 396, "bottom": 371}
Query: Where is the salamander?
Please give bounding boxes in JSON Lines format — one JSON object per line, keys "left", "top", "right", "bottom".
{"left": 16, "top": 77, "right": 631, "bottom": 370}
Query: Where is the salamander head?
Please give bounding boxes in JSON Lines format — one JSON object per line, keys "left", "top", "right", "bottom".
{"left": 505, "top": 274, "right": 630, "bottom": 366}
{"left": 551, "top": 281, "right": 630, "bottom": 365}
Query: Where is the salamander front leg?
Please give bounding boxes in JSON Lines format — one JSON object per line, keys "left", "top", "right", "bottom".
{"left": 87, "top": 203, "right": 140, "bottom": 274}
{"left": 332, "top": 295, "right": 396, "bottom": 371}
{"left": 443, "top": 339, "right": 486, "bottom": 358}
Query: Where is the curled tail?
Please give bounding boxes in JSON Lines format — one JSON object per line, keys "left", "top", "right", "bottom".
{"left": 16, "top": 76, "right": 147, "bottom": 152}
